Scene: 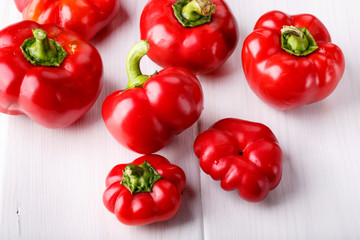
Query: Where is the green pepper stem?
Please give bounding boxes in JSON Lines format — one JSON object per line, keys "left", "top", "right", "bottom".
{"left": 182, "top": 0, "right": 215, "bottom": 20}
{"left": 31, "top": 29, "right": 57, "bottom": 60}
{"left": 21, "top": 28, "right": 68, "bottom": 66}
{"left": 126, "top": 40, "right": 156, "bottom": 89}
{"left": 173, "top": 0, "right": 215, "bottom": 28}
{"left": 281, "top": 26, "right": 304, "bottom": 39}
{"left": 281, "top": 25, "right": 318, "bottom": 56}
{"left": 120, "top": 161, "right": 162, "bottom": 194}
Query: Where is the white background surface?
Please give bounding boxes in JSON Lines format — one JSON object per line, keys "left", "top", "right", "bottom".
{"left": 1, "top": 0, "right": 360, "bottom": 239}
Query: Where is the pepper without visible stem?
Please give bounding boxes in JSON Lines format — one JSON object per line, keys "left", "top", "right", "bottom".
{"left": 120, "top": 161, "right": 162, "bottom": 194}
{"left": 173, "top": 0, "right": 216, "bottom": 27}
{"left": 21, "top": 28, "right": 68, "bottom": 66}
{"left": 281, "top": 25, "right": 318, "bottom": 56}
{"left": 126, "top": 40, "right": 157, "bottom": 90}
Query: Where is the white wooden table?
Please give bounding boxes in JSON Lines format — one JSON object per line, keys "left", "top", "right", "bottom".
{"left": 1, "top": 0, "right": 360, "bottom": 239}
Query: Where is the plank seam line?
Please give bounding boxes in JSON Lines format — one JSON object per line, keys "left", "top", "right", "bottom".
{"left": 196, "top": 119, "right": 205, "bottom": 240}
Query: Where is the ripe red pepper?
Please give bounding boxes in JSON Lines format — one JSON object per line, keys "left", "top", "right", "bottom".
{"left": 140, "top": 0, "right": 238, "bottom": 75}
{"left": 0, "top": 21, "right": 102, "bottom": 128}
{"left": 102, "top": 40, "right": 204, "bottom": 154}
{"left": 194, "top": 118, "right": 283, "bottom": 202}
{"left": 103, "top": 154, "right": 186, "bottom": 225}
{"left": 242, "top": 10, "right": 345, "bottom": 110}
{"left": 14, "top": 0, "right": 120, "bottom": 41}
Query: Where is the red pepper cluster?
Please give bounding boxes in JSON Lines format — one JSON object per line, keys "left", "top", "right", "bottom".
{"left": 0, "top": 0, "right": 345, "bottom": 226}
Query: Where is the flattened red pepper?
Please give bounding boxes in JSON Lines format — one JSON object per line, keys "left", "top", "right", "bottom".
{"left": 103, "top": 154, "right": 186, "bottom": 225}
{"left": 242, "top": 10, "right": 345, "bottom": 110}
{"left": 194, "top": 118, "right": 283, "bottom": 202}
{"left": 0, "top": 21, "right": 102, "bottom": 128}
{"left": 102, "top": 40, "right": 204, "bottom": 154}
{"left": 140, "top": 0, "right": 238, "bottom": 75}
{"left": 14, "top": 0, "right": 120, "bottom": 40}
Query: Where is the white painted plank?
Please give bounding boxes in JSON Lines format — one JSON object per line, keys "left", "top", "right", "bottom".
{"left": 198, "top": 0, "right": 360, "bottom": 239}
{"left": 0, "top": 1, "right": 203, "bottom": 239}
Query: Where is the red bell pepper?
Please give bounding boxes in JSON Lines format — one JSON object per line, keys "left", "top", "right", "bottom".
{"left": 102, "top": 40, "right": 204, "bottom": 154}
{"left": 103, "top": 154, "right": 186, "bottom": 225}
{"left": 242, "top": 10, "right": 345, "bottom": 110}
{"left": 14, "top": 0, "right": 120, "bottom": 41}
{"left": 0, "top": 21, "right": 102, "bottom": 128}
{"left": 140, "top": 0, "right": 238, "bottom": 75}
{"left": 194, "top": 118, "right": 282, "bottom": 202}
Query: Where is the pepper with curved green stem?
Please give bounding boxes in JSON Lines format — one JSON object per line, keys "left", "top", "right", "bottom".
{"left": 103, "top": 154, "right": 186, "bottom": 225}
{"left": 102, "top": 40, "right": 204, "bottom": 154}
{"left": 141, "top": 0, "right": 238, "bottom": 75}
{"left": 242, "top": 10, "right": 345, "bottom": 110}
{"left": 0, "top": 20, "right": 102, "bottom": 128}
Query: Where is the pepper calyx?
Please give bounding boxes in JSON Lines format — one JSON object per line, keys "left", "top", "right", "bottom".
{"left": 281, "top": 25, "right": 318, "bottom": 56}
{"left": 121, "top": 161, "right": 162, "bottom": 194}
{"left": 21, "top": 28, "right": 68, "bottom": 67}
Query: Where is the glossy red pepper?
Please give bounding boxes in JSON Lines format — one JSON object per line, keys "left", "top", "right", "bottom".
{"left": 14, "top": 0, "right": 120, "bottom": 41}
{"left": 103, "top": 154, "right": 186, "bottom": 225}
{"left": 242, "top": 10, "right": 345, "bottom": 110}
{"left": 194, "top": 118, "right": 283, "bottom": 202}
{"left": 102, "top": 40, "right": 204, "bottom": 154}
{"left": 0, "top": 21, "right": 102, "bottom": 128}
{"left": 140, "top": 0, "right": 238, "bottom": 75}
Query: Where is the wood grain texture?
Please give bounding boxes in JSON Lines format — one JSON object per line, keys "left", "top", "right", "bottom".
{"left": 1, "top": 0, "right": 360, "bottom": 239}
